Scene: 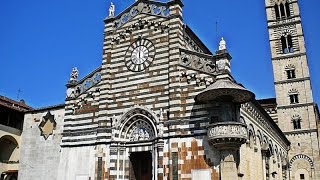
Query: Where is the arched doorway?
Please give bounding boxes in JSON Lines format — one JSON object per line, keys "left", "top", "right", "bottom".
{"left": 0, "top": 135, "right": 19, "bottom": 180}
{"left": 112, "top": 106, "right": 161, "bottom": 180}
{"left": 289, "top": 154, "right": 314, "bottom": 180}
{"left": 0, "top": 135, "right": 19, "bottom": 162}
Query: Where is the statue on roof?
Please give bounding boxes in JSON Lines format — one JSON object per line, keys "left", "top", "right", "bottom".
{"left": 70, "top": 67, "right": 79, "bottom": 81}
{"left": 219, "top": 37, "right": 226, "bottom": 50}
{"left": 109, "top": 2, "right": 115, "bottom": 17}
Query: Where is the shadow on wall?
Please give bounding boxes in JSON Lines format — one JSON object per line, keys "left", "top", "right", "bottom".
{"left": 0, "top": 135, "right": 19, "bottom": 163}
{"left": 188, "top": 102, "right": 221, "bottom": 178}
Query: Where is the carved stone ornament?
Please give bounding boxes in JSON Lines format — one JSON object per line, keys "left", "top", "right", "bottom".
{"left": 113, "top": 1, "right": 170, "bottom": 29}
{"left": 179, "top": 71, "right": 214, "bottom": 87}
{"left": 72, "top": 68, "right": 102, "bottom": 98}
{"left": 111, "top": 19, "right": 169, "bottom": 45}
{"left": 128, "top": 120, "right": 154, "bottom": 142}
{"left": 109, "top": 2, "right": 115, "bottom": 17}
{"left": 207, "top": 122, "right": 247, "bottom": 148}
{"left": 113, "top": 115, "right": 120, "bottom": 127}
{"left": 180, "top": 48, "right": 216, "bottom": 75}
{"left": 216, "top": 60, "right": 226, "bottom": 71}
{"left": 208, "top": 124, "right": 247, "bottom": 137}
{"left": 218, "top": 37, "right": 226, "bottom": 50}
{"left": 66, "top": 87, "right": 75, "bottom": 99}
{"left": 38, "top": 111, "right": 57, "bottom": 140}
{"left": 242, "top": 103, "right": 273, "bottom": 135}
{"left": 120, "top": 105, "right": 159, "bottom": 125}
{"left": 183, "top": 34, "right": 204, "bottom": 53}
{"left": 289, "top": 154, "right": 314, "bottom": 169}
{"left": 69, "top": 67, "right": 79, "bottom": 81}
{"left": 158, "top": 123, "right": 164, "bottom": 137}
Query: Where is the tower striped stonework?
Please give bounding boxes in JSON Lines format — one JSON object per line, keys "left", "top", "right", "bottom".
{"left": 264, "top": 0, "right": 320, "bottom": 179}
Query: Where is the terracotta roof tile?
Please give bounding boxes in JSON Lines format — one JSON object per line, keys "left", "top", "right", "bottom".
{"left": 0, "top": 95, "right": 33, "bottom": 112}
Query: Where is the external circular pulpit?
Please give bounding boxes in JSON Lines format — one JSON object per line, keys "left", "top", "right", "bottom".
{"left": 195, "top": 76, "right": 255, "bottom": 180}
{"left": 195, "top": 77, "right": 254, "bottom": 148}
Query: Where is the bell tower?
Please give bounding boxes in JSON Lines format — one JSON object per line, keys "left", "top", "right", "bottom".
{"left": 264, "top": 0, "right": 320, "bottom": 179}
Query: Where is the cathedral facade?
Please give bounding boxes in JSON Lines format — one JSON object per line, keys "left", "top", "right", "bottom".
{"left": 17, "top": 0, "right": 319, "bottom": 180}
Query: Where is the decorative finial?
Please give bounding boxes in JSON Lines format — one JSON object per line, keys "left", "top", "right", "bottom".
{"left": 109, "top": 2, "right": 115, "bottom": 17}
{"left": 219, "top": 37, "right": 226, "bottom": 50}
{"left": 70, "top": 67, "right": 79, "bottom": 81}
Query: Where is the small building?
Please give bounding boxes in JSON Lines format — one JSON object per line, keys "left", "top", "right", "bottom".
{"left": 0, "top": 96, "right": 32, "bottom": 180}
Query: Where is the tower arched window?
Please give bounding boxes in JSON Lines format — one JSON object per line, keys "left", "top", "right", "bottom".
{"left": 274, "top": 1, "right": 291, "bottom": 19}
{"left": 288, "top": 89, "right": 299, "bottom": 104}
{"left": 285, "top": 2, "right": 291, "bottom": 17}
{"left": 274, "top": 4, "right": 280, "bottom": 19}
{"left": 285, "top": 65, "right": 296, "bottom": 79}
{"left": 289, "top": 94, "right": 299, "bottom": 104}
{"left": 280, "top": 3, "right": 285, "bottom": 18}
{"left": 281, "top": 34, "right": 294, "bottom": 54}
{"left": 293, "top": 119, "right": 301, "bottom": 129}
{"left": 292, "top": 115, "right": 302, "bottom": 129}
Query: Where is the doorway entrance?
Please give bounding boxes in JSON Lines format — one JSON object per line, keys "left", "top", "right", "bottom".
{"left": 129, "top": 151, "right": 152, "bottom": 180}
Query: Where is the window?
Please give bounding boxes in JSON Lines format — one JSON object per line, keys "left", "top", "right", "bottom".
{"left": 289, "top": 89, "right": 299, "bottom": 104}
{"left": 292, "top": 115, "right": 302, "bottom": 129}
{"left": 287, "top": 35, "right": 293, "bottom": 51}
{"left": 286, "top": 69, "right": 296, "bottom": 79}
{"left": 285, "top": 2, "right": 291, "bottom": 17}
{"left": 274, "top": 1, "right": 291, "bottom": 19}
{"left": 293, "top": 119, "right": 301, "bottom": 129}
{"left": 274, "top": 5, "right": 280, "bottom": 19}
{"left": 300, "top": 174, "right": 305, "bottom": 180}
{"left": 280, "top": 3, "right": 285, "bottom": 18}
{"left": 289, "top": 94, "right": 299, "bottom": 104}
{"left": 285, "top": 65, "right": 296, "bottom": 79}
{"left": 281, "top": 35, "right": 294, "bottom": 54}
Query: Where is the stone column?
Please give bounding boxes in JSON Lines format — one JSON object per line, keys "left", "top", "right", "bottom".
{"left": 206, "top": 122, "right": 248, "bottom": 180}
{"left": 95, "top": 146, "right": 105, "bottom": 180}
{"left": 261, "top": 150, "right": 268, "bottom": 180}
{"left": 122, "top": 148, "right": 126, "bottom": 180}
{"left": 220, "top": 149, "right": 239, "bottom": 180}
{"left": 156, "top": 140, "right": 164, "bottom": 180}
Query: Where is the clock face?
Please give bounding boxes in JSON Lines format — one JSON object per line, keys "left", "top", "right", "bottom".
{"left": 132, "top": 46, "right": 148, "bottom": 64}
{"left": 125, "top": 39, "right": 155, "bottom": 72}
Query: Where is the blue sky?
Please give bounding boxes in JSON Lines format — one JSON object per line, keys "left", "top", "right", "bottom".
{"left": 0, "top": 0, "right": 319, "bottom": 108}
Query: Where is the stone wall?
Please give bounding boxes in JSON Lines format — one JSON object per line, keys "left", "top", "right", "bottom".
{"left": 19, "top": 107, "right": 64, "bottom": 180}
{"left": 57, "top": 146, "right": 97, "bottom": 180}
